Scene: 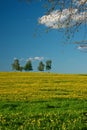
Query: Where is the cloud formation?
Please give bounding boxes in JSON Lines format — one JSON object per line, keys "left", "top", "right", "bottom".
{"left": 38, "top": 1, "right": 87, "bottom": 29}
{"left": 34, "top": 56, "right": 44, "bottom": 61}
{"left": 13, "top": 57, "right": 44, "bottom": 62}
{"left": 26, "top": 56, "right": 44, "bottom": 61}
{"left": 13, "top": 57, "right": 17, "bottom": 60}
{"left": 77, "top": 45, "right": 87, "bottom": 52}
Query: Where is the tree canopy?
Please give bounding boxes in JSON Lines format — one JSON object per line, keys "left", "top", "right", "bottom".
{"left": 12, "top": 59, "right": 52, "bottom": 72}
{"left": 46, "top": 60, "right": 52, "bottom": 72}
{"left": 19, "top": 0, "right": 87, "bottom": 43}
{"left": 38, "top": 61, "right": 45, "bottom": 71}
{"left": 24, "top": 60, "right": 33, "bottom": 71}
{"left": 12, "top": 59, "right": 21, "bottom": 71}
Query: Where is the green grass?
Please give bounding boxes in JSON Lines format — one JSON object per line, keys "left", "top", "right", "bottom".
{"left": 0, "top": 72, "right": 87, "bottom": 130}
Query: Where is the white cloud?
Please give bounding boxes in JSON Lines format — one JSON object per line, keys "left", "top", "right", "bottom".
{"left": 77, "top": 45, "right": 87, "bottom": 52}
{"left": 38, "top": 7, "right": 87, "bottom": 29}
{"left": 26, "top": 57, "right": 33, "bottom": 61}
{"left": 26, "top": 57, "right": 44, "bottom": 61}
{"left": 34, "top": 56, "right": 44, "bottom": 61}
{"left": 13, "top": 57, "right": 44, "bottom": 62}
{"left": 13, "top": 57, "right": 17, "bottom": 60}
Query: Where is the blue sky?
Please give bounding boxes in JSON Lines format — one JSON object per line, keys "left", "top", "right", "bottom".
{"left": 0, "top": 0, "right": 87, "bottom": 73}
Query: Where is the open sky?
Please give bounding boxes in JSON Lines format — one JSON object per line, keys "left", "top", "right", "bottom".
{"left": 0, "top": 0, "right": 87, "bottom": 73}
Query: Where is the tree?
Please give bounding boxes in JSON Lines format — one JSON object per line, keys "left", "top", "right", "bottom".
{"left": 46, "top": 60, "right": 52, "bottom": 72}
{"left": 12, "top": 59, "right": 21, "bottom": 71}
{"left": 19, "top": 66, "right": 23, "bottom": 72}
{"left": 39, "top": 0, "right": 87, "bottom": 41}
{"left": 20, "top": 0, "right": 87, "bottom": 43}
{"left": 38, "top": 61, "right": 45, "bottom": 71}
{"left": 24, "top": 60, "right": 33, "bottom": 71}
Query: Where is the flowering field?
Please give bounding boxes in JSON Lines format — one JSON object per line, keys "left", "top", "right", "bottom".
{"left": 0, "top": 72, "right": 87, "bottom": 129}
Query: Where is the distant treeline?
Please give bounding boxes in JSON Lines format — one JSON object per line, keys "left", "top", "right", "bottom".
{"left": 12, "top": 59, "right": 52, "bottom": 72}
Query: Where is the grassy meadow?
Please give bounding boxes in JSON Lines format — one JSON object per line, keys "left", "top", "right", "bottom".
{"left": 0, "top": 72, "right": 87, "bottom": 130}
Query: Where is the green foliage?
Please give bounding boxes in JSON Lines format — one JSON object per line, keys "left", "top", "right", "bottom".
{"left": 0, "top": 72, "right": 87, "bottom": 129}
{"left": 46, "top": 60, "right": 52, "bottom": 71}
{"left": 38, "top": 61, "right": 45, "bottom": 71}
{"left": 11, "top": 59, "right": 52, "bottom": 72}
{"left": 0, "top": 109, "right": 86, "bottom": 130}
{"left": 19, "top": 66, "right": 23, "bottom": 72}
{"left": 0, "top": 99, "right": 86, "bottom": 130}
{"left": 24, "top": 60, "right": 33, "bottom": 71}
{"left": 12, "top": 59, "right": 21, "bottom": 71}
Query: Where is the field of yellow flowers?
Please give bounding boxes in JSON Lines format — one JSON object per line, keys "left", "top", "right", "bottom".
{"left": 0, "top": 72, "right": 87, "bottom": 129}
